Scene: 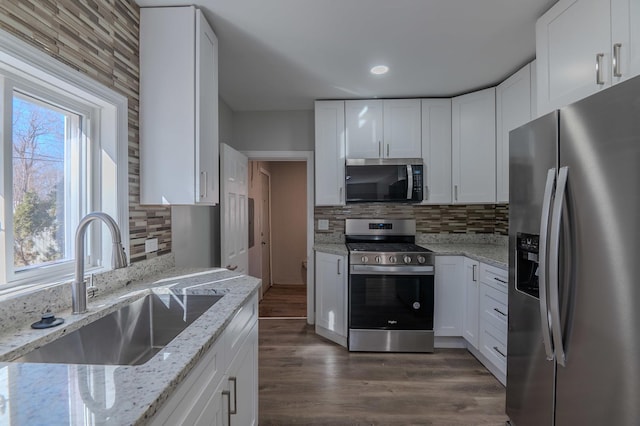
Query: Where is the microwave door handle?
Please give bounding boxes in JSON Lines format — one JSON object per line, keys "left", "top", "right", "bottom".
{"left": 406, "top": 164, "right": 413, "bottom": 199}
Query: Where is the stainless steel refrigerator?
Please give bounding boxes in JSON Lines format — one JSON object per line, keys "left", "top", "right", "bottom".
{"left": 507, "top": 75, "right": 640, "bottom": 426}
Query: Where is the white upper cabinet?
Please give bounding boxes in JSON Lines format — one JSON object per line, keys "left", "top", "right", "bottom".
{"left": 383, "top": 99, "right": 422, "bottom": 158}
{"left": 496, "top": 63, "right": 533, "bottom": 203}
{"left": 345, "top": 99, "right": 421, "bottom": 159}
{"left": 536, "top": 0, "right": 640, "bottom": 115}
{"left": 451, "top": 87, "right": 496, "bottom": 204}
{"left": 345, "top": 100, "right": 384, "bottom": 158}
{"left": 611, "top": 0, "right": 640, "bottom": 84}
{"left": 140, "top": 6, "right": 219, "bottom": 205}
{"left": 314, "top": 101, "right": 346, "bottom": 206}
{"left": 421, "top": 99, "right": 452, "bottom": 204}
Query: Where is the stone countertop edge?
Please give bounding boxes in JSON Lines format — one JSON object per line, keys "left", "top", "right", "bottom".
{"left": 313, "top": 243, "right": 507, "bottom": 269}
{"left": 313, "top": 243, "right": 348, "bottom": 256}
{"left": 419, "top": 243, "right": 508, "bottom": 269}
{"left": 0, "top": 267, "right": 261, "bottom": 425}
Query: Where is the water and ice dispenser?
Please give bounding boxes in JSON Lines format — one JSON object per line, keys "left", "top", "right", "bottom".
{"left": 516, "top": 233, "right": 540, "bottom": 298}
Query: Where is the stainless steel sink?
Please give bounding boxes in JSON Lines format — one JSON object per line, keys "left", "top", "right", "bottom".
{"left": 14, "top": 293, "right": 223, "bottom": 366}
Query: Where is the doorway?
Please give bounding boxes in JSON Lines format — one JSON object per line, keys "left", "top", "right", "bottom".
{"left": 248, "top": 160, "right": 308, "bottom": 318}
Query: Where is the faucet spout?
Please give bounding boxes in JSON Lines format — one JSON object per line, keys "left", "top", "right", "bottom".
{"left": 72, "top": 212, "right": 128, "bottom": 314}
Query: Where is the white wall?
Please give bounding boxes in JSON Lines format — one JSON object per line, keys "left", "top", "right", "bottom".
{"left": 232, "top": 110, "right": 314, "bottom": 151}
{"left": 219, "top": 97, "right": 233, "bottom": 144}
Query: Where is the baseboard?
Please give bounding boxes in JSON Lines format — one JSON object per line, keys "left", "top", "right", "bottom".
{"left": 315, "top": 325, "right": 347, "bottom": 348}
{"left": 434, "top": 336, "right": 467, "bottom": 348}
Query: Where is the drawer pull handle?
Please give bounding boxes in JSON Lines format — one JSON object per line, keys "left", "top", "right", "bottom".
{"left": 493, "top": 346, "right": 506, "bottom": 358}
{"left": 222, "top": 390, "right": 231, "bottom": 425}
{"left": 494, "top": 277, "right": 507, "bottom": 284}
{"left": 494, "top": 307, "right": 507, "bottom": 317}
{"left": 229, "top": 376, "right": 238, "bottom": 414}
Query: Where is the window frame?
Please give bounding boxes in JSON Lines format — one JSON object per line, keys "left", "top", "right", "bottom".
{"left": 0, "top": 29, "right": 129, "bottom": 291}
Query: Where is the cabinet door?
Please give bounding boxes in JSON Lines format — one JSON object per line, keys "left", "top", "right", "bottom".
{"left": 611, "top": 0, "right": 640, "bottom": 84}
{"left": 192, "top": 379, "right": 226, "bottom": 426}
{"left": 140, "top": 6, "right": 219, "bottom": 205}
{"left": 227, "top": 321, "right": 258, "bottom": 426}
{"left": 462, "top": 258, "right": 480, "bottom": 348}
{"left": 451, "top": 87, "right": 496, "bottom": 204}
{"left": 434, "top": 256, "right": 464, "bottom": 337}
{"left": 421, "top": 99, "right": 452, "bottom": 204}
{"left": 345, "top": 100, "right": 383, "bottom": 158}
{"left": 496, "top": 64, "right": 532, "bottom": 203}
{"left": 195, "top": 9, "right": 219, "bottom": 204}
{"left": 383, "top": 99, "right": 422, "bottom": 158}
{"left": 315, "top": 101, "right": 345, "bottom": 206}
{"left": 315, "top": 251, "right": 347, "bottom": 345}
{"left": 536, "top": 0, "right": 611, "bottom": 115}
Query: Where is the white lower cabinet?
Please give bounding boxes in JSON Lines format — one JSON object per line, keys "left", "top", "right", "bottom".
{"left": 152, "top": 293, "right": 259, "bottom": 425}
{"left": 478, "top": 263, "right": 508, "bottom": 385}
{"left": 462, "top": 258, "right": 480, "bottom": 348}
{"left": 434, "top": 256, "right": 464, "bottom": 336}
{"left": 434, "top": 255, "right": 508, "bottom": 385}
{"left": 226, "top": 321, "right": 258, "bottom": 426}
{"left": 315, "top": 251, "right": 348, "bottom": 347}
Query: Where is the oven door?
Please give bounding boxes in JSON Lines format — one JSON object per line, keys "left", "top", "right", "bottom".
{"left": 349, "top": 264, "right": 434, "bottom": 331}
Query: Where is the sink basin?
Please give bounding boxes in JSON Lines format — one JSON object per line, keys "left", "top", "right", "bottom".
{"left": 13, "top": 293, "right": 223, "bottom": 366}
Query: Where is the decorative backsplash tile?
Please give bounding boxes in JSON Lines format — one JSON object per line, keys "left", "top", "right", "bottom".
{"left": 0, "top": 0, "right": 171, "bottom": 263}
{"left": 315, "top": 203, "right": 509, "bottom": 242}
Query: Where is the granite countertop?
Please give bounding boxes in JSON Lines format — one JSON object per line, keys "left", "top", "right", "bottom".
{"left": 419, "top": 243, "right": 508, "bottom": 269}
{"left": 0, "top": 267, "right": 261, "bottom": 425}
{"left": 313, "top": 243, "right": 348, "bottom": 256}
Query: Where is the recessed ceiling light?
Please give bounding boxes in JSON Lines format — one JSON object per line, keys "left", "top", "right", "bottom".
{"left": 370, "top": 65, "right": 389, "bottom": 75}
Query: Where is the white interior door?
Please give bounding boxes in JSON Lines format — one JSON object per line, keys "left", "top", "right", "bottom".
{"left": 221, "top": 143, "right": 248, "bottom": 273}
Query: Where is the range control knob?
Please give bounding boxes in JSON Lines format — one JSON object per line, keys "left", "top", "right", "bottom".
{"left": 389, "top": 256, "right": 397, "bottom": 263}
{"left": 417, "top": 255, "right": 426, "bottom": 264}
{"left": 403, "top": 255, "right": 412, "bottom": 264}
{"left": 375, "top": 256, "right": 382, "bottom": 264}
{"left": 361, "top": 256, "right": 369, "bottom": 264}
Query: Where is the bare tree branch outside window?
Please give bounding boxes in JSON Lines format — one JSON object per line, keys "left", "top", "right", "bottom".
{"left": 12, "top": 95, "right": 66, "bottom": 268}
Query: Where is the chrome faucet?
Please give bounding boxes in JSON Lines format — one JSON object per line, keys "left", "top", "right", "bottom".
{"left": 72, "top": 212, "right": 128, "bottom": 314}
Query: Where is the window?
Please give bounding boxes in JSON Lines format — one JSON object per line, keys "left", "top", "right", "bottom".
{"left": 12, "top": 90, "right": 89, "bottom": 272}
{"left": 0, "top": 30, "right": 128, "bottom": 290}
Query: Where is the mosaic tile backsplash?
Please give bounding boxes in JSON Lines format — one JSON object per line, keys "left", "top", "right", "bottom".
{"left": 0, "top": 0, "right": 170, "bottom": 263}
{"left": 315, "top": 203, "right": 509, "bottom": 242}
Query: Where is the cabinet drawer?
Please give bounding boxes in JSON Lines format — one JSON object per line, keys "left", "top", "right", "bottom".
{"left": 479, "top": 263, "right": 508, "bottom": 292}
{"left": 480, "top": 284, "right": 508, "bottom": 343}
{"left": 226, "top": 293, "right": 258, "bottom": 361}
{"left": 480, "top": 326, "right": 507, "bottom": 374}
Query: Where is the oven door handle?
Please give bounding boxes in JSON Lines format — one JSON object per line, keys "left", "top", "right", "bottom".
{"left": 350, "top": 265, "right": 434, "bottom": 275}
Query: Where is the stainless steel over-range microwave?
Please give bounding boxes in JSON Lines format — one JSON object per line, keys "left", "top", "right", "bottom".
{"left": 345, "top": 158, "right": 423, "bottom": 203}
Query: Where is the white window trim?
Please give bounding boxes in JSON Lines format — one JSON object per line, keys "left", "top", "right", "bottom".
{"left": 0, "top": 29, "right": 129, "bottom": 290}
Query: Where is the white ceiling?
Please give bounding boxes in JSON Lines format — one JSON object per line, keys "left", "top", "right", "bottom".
{"left": 136, "top": 0, "right": 557, "bottom": 111}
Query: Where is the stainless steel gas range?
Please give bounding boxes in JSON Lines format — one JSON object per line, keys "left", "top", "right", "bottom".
{"left": 345, "top": 219, "right": 435, "bottom": 353}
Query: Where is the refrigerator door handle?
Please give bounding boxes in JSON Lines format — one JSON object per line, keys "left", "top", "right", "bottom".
{"left": 549, "top": 166, "right": 569, "bottom": 366}
{"left": 538, "top": 168, "right": 556, "bottom": 361}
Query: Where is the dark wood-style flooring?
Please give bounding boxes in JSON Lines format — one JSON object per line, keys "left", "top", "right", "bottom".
{"left": 259, "top": 284, "right": 307, "bottom": 318}
{"left": 259, "top": 319, "right": 508, "bottom": 426}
